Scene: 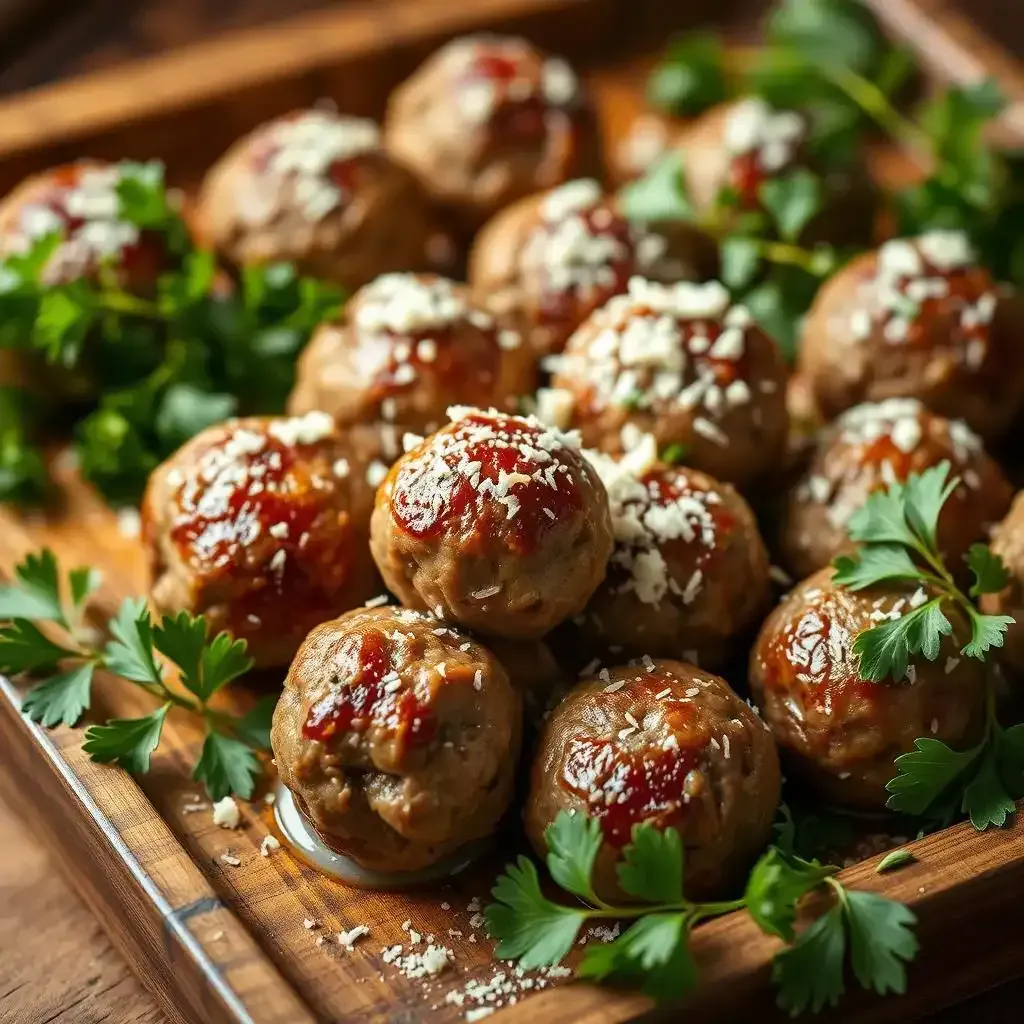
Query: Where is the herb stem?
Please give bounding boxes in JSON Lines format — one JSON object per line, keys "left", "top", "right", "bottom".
{"left": 93, "top": 290, "right": 166, "bottom": 320}
{"left": 750, "top": 239, "right": 833, "bottom": 275}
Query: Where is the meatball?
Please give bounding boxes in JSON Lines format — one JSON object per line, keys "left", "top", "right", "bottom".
{"left": 578, "top": 436, "right": 771, "bottom": 668}
{"left": 552, "top": 277, "right": 789, "bottom": 491}
{"left": 288, "top": 273, "right": 536, "bottom": 446}
{"left": 749, "top": 568, "right": 987, "bottom": 808}
{"left": 526, "top": 661, "right": 780, "bottom": 901}
{"left": 980, "top": 492, "right": 1024, "bottom": 674}
{"left": 799, "top": 231, "right": 1024, "bottom": 440}
{"left": 671, "top": 98, "right": 874, "bottom": 246}
{"left": 383, "top": 35, "right": 602, "bottom": 234}
{"left": 193, "top": 110, "right": 442, "bottom": 290}
{"left": 370, "top": 407, "right": 613, "bottom": 638}
{"left": 782, "top": 398, "right": 1012, "bottom": 581}
{"left": 142, "top": 412, "right": 382, "bottom": 669}
{"left": 271, "top": 605, "right": 522, "bottom": 873}
{"left": 468, "top": 178, "right": 715, "bottom": 358}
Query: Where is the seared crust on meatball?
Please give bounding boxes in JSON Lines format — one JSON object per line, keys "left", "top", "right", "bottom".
{"left": 370, "top": 407, "right": 613, "bottom": 639}
{"left": 578, "top": 437, "right": 771, "bottom": 668}
{"left": 384, "top": 35, "right": 603, "bottom": 233}
{"left": 271, "top": 605, "right": 522, "bottom": 872}
{"left": 469, "top": 179, "right": 715, "bottom": 358}
{"left": 288, "top": 273, "right": 536, "bottom": 440}
{"left": 194, "top": 110, "right": 440, "bottom": 290}
{"left": 782, "top": 399, "right": 1012, "bottom": 581}
{"left": 799, "top": 231, "right": 1024, "bottom": 440}
{"left": 750, "top": 568, "right": 987, "bottom": 808}
{"left": 142, "top": 412, "right": 382, "bottom": 668}
{"left": 526, "top": 661, "right": 780, "bottom": 901}
{"left": 552, "top": 278, "right": 789, "bottom": 490}
{"left": 981, "top": 492, "right": 1024, "bottom": 674}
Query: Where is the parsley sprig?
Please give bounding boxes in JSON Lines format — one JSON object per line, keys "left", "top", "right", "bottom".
{"left": 0, "top": 548, "right": 271, "bottom": 798}
{"left": 486, "top": 810, "right": 918, "bottom": 1014}
{"left": 831, "top": 462, "right": 1023, "bottom": 829}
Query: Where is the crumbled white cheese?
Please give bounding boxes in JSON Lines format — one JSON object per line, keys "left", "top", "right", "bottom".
{"left": 212, "top": 796, "right": 241, "bottom": 829}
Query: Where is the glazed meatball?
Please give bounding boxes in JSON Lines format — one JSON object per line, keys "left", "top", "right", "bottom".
{"left": 782, "top": 398, "right": 1012, "bottom": 581}
{"left": 194, "top": 110, "right": 442, "bottom": 290}
{"left": 469, "top": 178, "right": 715, "bottom": 358}
{"left": 384, "top": 35, "right": 602, "bottom": 234}
{"left": 272, "top": 605, "right": 522, "bottom": 873}
{"left": 552, "top": 277, "right": 789, "bottom": 490}
{"left": 578, "top": 437, "right": 771, "bottom": 668}
{"left": 750, "top": 568, "right": 987, "bottom": 808}
{"left": 143, "top": 412, "right": 382, "bottom": 669}
{"left": 671, "top": 98, "right": 874, "bottom": 246}
{"left": 799, "top": 231, "right": 1024, "bottom": 440}
{"left": 526, "top": 662, "right": 780, "bottom": 901}
{"left": 288, "top": 273, "right": 536, "bottom": 446}
{"left": 981, "top": 492, "right": 1024, "bottom": 674}
{"left": 370, "top": 407, "right": 613, "bottom": 638}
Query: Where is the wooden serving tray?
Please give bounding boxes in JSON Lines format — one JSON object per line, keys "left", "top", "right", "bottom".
{"left": 2, "top": 2, "right": 1024, "bottom": 1024}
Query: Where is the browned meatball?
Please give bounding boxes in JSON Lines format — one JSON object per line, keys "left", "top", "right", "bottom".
{"left": 370, "top": 407, "right": 613, "bottom": 638}
{"left": 468, "top": 179, "right": 715, "bottom": 358}
{"left": 288, "top": 273, "right": 536, "bottom": 449}
{"left": 271, "top": 605, "right": 522, "bottom": 873}
{"left": 671, "top": 98, "right": 874, "bottom": 247}
{"left": 552, "top": 278, "right": 789, "bottom": 491}
{"left": 194, "top": 110, "right": 443, "bottom": 290}
{"left": 799, "top": 232, "right": 1024, "bottom": 440}
{"left": 142, "top": 412, "right": 382, "bottom": 669}
{"left": 384, "top": 35, "right": 603, "bottom": 234}
{"left": 526, "top": 662, "right": 780, "bottom": 901}
{"left": 981, "top": 492, "right": 1024, "bottom": 674}
{"left": 749, "top": 568, "right": 987, "bottom": 808}
{"left": 577, "top": 439, "right": 771, "bottom": 668}
{"left": 782, "top": 399, "right": 1011, "bottom": 581}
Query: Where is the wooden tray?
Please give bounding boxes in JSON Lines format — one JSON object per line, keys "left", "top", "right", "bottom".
{"left": 2, "top": 2, "right": 1024, "bottom": 1023}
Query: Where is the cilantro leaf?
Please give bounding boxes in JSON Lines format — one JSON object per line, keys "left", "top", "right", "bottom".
{"left": 831, "top": 544, "right": 923, "bottom": 590}
{"left": 485, "top": 856, "right": 586, "bottom": 969}
{"left": 0, "top": 548, "right": 67, "bottom": 624}
{"left": 853, "top": 598, "right": 951, "bottom": 683}
{"left": 961, "top": 744, "right": 1016, "bottom": 830}
{"left": 82, "top": 703, "right": 170, "bottom": 774}
{"left": 193, "top": 729, "right": 262, "bottom": 800}
{"left": 773, "top": 902, "right": 846, "bottom": 1016}
{"left": 885, "top": 736, "right": 983, "bottom": 816}
{"left": 967, "top": 544, "right": 1010, "bottom": 598}
{"left": 104, "top": 598, "right": 162, "bottom": 687}
{"left": 617, "top": 825, "right": 684, "bottom": 904}
{"left": 844, "top": 890, "right": 918, "bottom": 996}
{"left": 0, "top": 620, "right": 79, "bottom": 673}
{"left": 962, "top": 608, "right": 1012, "bottom": 660}
{"left": 21, "top": 662, "right": 94, "bottom": 727}
{"left": 620, "top": 153, "right": 693, "bottom": 224}
{"left": 720, "top": 237, "right": 761, "bottom": 290}
{"left": 231, "top": 694, "right": 277, "bottom": 750}
{"left": 647, "top": 32, "right": 728, "bottom": 115}
{"left": 745, "top": 847, "right": 832, "bottom": 941}
{"left": 760, "top": 170, "right": 823, "bottom": 242}
{"left": 544, "top": 810, "right": 603, "bottom": 904}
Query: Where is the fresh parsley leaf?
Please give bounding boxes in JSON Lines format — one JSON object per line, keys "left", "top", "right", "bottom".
{"left": 620, "top": 153, "right": 693, "bottom": 224}
{"left": 151, "top": 612, "right": 252, "bottom": 701}
{"left": 772, "top": 901, "right": 846, "bottom": 1016}
{"left": 745, "top": 847, "right": 832, "bottom": 941}
{"left": 104, "top": 598, "right": 162, "bottom": 687}
{"left": 773, "top": 802, "right": 797, "bottom": 854}
{"left": 875, "top": 849, "right": 915, "bottom": 874}
{"left": 154, "top": 384, "right": 238, "bottom": 450}
{"left": 967, "top": 544, "right": 1010, "bottom": 598}
{"left": 832, "top": 544, "right": 923, "bottom": 591}
{"left": 962, "top": 608, "right": 1012, "bottom": 660}
{"left": 720, "top": 237, "right": 761, "bottom": 290}
{"left": 0, "top": 548, "right": 67, "bottom": 624}
{"left": 647, "top": 32, "right": 728, "bottom": 115}
{"left": 486, "top": 856, "right": 586, "bottom": 969}
{"left": 231, "top": 694, "right": 277, "bottom": 750}
{"left": 544, "top": 810, "right": 603, "bottom": 904}
{"left": 845, "top": 480, "right": 919, "bottom": 549}
{"left": 0, "top": 620, "right": 78, "bottom": 673}
{"left": 760, "top": 170, "right": 823, "bottom": 242}
{"left": 844, "top": 890, "right": 918, "bottom": 996}
{"left": 660, "top": 443, "right": 689, "bottom": 466}
{"left": 852, "top": 598, "right": 951, "bottom": 683}
{"left": 885, "top": 736, "right": 983, "bottom": 816}
{"left": 69, "top": 567, "right": 102, "bottom": 619}
{"left": 82, "top": 703, "right": 170, "bottom": 774}
{"left": 193, "top": 729, "right": 261, "bottom": 800}
{"left": 902, "top": 461, "right": 957, "bottom": 552}
{"left": 20, "top": 662, "right": 94, "bottom": 727}
{"left": 961, "top": 743, "right": 1016, "bottom": 830}
{"left": 36, "top": 285, "right": 96, "bottom": 367}
{"left": 617, "top": 825, "right": 684, "bottom": 904}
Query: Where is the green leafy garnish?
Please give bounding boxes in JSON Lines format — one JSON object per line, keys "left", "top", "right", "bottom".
{"left": 0, "top": 548, "right": 266, "bottom": 799}
{"left": 647, "top": 32, "right": 728, "bottom": 115}
{"left": 875, "top": 849, "right": 915, "bottom": 874}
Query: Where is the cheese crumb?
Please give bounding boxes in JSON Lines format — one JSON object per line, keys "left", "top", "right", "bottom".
{"left": 212, "top": 796, "right": 241, "bottom": 829}
{"left": 260, "top": 835, "right": 281, "bottom": 856}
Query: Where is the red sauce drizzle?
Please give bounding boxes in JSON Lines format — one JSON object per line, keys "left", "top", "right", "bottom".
{"left": 857, "top": 434, "right": 915, "bottom": 482}
{"left": 390, "top": 413, "right": 583, "bottom": 554}
{"left": 460, "top": 48, "right": 548, "bottom": 143}
{"left": 729, "top": 151, "right": 769, "bottom": 209}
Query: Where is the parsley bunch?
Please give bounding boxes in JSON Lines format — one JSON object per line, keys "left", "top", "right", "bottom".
{"left": 486, "top": 810, "right": 917, "bottom": 1014}
{"left": 0, "top": 161, "right": 342, "bottom": 506}
{"left": 0, "top": 549, "right": 272, "bottom": 798}
{"left": 832, "top": 462, "right": 1024, "bottom": 829}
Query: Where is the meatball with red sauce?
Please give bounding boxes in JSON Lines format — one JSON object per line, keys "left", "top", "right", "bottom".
{"left": 799, "top": 231, "right": 1024, "bottom": 440}
{"left": 288, "top": 273, "right": 536, "bottom": 449}
{"left": 370, "top": 407, "right": 613, "bottom": 639}
{"left": 980, "top": 493, "right": 1024, "bottom": 675}
{"left": 384, "top": 35, "right": 603, "bottom": 234}
{"left": 782, "top": 399, "right": 1012, "bottom": 581}
{"left": 194, "top": 110, "right": 443, "bottom": 290}
{"left": 468, "top": 178, "right": 716, "bottom": 359}
{"left": 577, "top": 437, "right": 771, "bottom": 668}
{"left": 272, "top": 605, "right": 522, "bottom": 872}
{"left": 552, "top": 277, "right": 789, "bottom": 491}
{"left": 142, "top": 412, "right": 382, "bottom": 669}
{"left": 526, "top": 661, "right": 780, "bottom": 901}
{"left": 749, "top": 567, "right": 987, "bottom": 808}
